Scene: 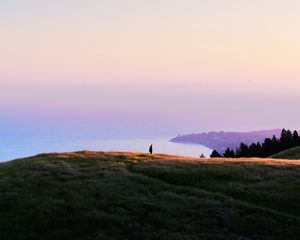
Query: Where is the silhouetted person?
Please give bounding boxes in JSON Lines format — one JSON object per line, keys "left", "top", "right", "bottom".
{"left": 149, "top": 144, "right": 153, "bottom": 154}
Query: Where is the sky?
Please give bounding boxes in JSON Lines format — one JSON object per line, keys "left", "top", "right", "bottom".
{"left": 1, "top": 0, "right": 300, "bottom": 137}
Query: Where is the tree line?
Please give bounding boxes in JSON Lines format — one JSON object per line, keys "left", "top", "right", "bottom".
{"left": 210, "top": 129, "right": 300, "bottom": 158}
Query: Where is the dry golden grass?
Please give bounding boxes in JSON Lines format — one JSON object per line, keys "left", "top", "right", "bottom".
{"left": 38, "top": 150, "right": 300, "bottom": 166}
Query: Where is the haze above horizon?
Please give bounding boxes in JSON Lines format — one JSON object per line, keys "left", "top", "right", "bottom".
{"left": 1, "top": 0, "right": 300, "bottom": 134}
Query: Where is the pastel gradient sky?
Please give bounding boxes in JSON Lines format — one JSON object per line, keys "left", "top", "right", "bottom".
{"left": 1, "top": 0, "right": 300, "bottom": 135}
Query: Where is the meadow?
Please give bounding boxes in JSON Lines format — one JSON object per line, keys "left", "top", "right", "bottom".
{"left": 0, "top": 151, "right": 299, "bottom": 240}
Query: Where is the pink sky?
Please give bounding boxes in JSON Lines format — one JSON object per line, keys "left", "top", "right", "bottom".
{"left": 1, "top": 0, "right": 300, "bottom": 133}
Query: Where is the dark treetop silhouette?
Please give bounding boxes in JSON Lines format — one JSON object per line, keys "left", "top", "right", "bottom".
{"left": 211, "top": 129, "right": 300, "bottom": 158}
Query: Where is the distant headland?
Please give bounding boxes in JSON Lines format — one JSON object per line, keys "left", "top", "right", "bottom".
{"left": 170, "top": 129, "right": 282, "bottom": 153}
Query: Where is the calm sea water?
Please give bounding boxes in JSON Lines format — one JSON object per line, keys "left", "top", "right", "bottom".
{"left": 0, "top": 137, "right": 212, "bottom": 162}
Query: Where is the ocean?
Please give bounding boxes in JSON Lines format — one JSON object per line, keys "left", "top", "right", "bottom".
{"left": 0, "top": 135, "right": 212, "bottom": 162}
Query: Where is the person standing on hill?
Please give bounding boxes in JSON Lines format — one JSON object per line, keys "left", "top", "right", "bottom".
{"left": 149, "top": 145, "right": 153, "bottom": 154}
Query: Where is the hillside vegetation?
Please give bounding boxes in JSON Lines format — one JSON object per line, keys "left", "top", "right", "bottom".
{"left": 216, "top": 129, "right": 300, "bottom": 159}
{"left": 0, "top": 151, "right": 299, "bottom": 240}
{"left": 270, "top": 147, "right": 300, "bottom": 160}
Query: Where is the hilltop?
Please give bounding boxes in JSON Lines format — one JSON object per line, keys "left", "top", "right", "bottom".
{"left": 171, "top": 129, "right": 282, "bottom": 152}
{"left": 270, "top": 146, "right": 300, "bottom": 160}
{"left": 0, "top": 151, "right": 299, "bottom": 240}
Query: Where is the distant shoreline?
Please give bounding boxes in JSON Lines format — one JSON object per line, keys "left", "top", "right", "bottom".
{"left": 170, "top": 129, "right": 282, "bottom": 152}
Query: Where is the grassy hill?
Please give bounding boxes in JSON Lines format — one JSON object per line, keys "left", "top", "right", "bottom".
{"left": 270, "top": 147, "right": 300, "bottom": 160}
{"left": 0, "top": 151, "right": 299, "bottom": 240}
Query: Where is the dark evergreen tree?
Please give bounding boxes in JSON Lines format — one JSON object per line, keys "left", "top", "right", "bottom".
{"left": 271, "top": 135, "right": 280, "bottom": 154}
{"left": 223, "top": 147, "right": 235, "bottom": 158}
{"left": 280, "top": 129, "right": 293, "bottom": 150}
{"left": 286, "top": 130, "right": 293, "bottom": 148}
{"left": 231, "top": 129, "right": 300, "bottom": 158}
{"left": 280, "top": 129, "right": 287, "bottom": 142}
{"left": 249, "top": 143, "right": 262, "bottom": 157}
{"left": 210, "top": 150, "right": 221, "bottom": 158}
{"left": 256, "top": 142, "right": 263, "bottom": 157}
{"left": 236, "top": 143, "right": 250, "bottom": 158}
{"left": 261, "top": 138, "right": 274, "bottom": 157}
{"left": 293, "top": 130, "right": 300, "bottom": 146}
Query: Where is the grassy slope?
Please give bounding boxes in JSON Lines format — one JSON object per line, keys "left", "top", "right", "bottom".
{"left": 270, "top": 146, "right": 300, "bottom": 160}
{"left": 0, "top": 151, "right": 299, "bottom": 240}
